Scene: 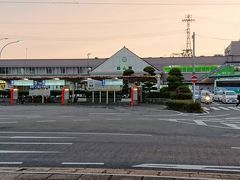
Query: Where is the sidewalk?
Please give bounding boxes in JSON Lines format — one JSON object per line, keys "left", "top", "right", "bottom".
{"left": 0, "top": 167, "right": 239, "bottom": 180}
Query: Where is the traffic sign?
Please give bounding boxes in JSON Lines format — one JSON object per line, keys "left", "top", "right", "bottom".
{"left": 191, "top": 75, "right": 197, "bottom": 83}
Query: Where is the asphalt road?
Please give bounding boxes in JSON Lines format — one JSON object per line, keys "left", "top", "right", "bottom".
{"left": 0, "top": 104, "right": 239, "bottom": 173}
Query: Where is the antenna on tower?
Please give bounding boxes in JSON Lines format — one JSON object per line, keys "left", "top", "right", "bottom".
{"left": 182, "top": 14, "right": 195, "bottom": 57}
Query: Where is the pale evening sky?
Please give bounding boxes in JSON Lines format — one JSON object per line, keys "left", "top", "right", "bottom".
{"left": 0, "top": 0, "right": 240, "bottom": 59}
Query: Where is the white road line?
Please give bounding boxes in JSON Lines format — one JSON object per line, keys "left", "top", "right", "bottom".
{"left": 193, "top": 120, "right": 207, "bottom": 126}
{"left": 36, "top": 120, "right": 56, "bottom": 123}
{"left": 0, "top": 131, "right": 152, "bottom": 137}
{"left": 210, "top": 107, "right": 220, "bottom": 110}
{"left": 0, "top": 142, "right": 72, "bottom": 145}
{"left": 89, "top": 113, "right": 130, "bottom": 115}
{"left": 232, "top": 147, "right": 240, "bottom": 150}
{"left": 10, "top": 136, "right": 76, "bottom": 139}
{"left": 0, "top": 150, "right": 60, "bottom": 153}
{"left": 0, "top": 162, "right": 23, "bottom": 165}
{"left": 73, "top": 119, "right": 90, "bottom": 122}
{"left": 62, "top": 162, "right": 104, "bottom": 165}
{"left": 218, "top": 107, "right": 230, "bottom": 110}
{"left": 202, "top": 107, "right": 210, "bottom": 111}
{"left": 228, "top": 107, "right": 240, "bottom": 111}
{"left": 222, "top": 123, "right": 240, "bottom": 129}
{"left": 0, "top": 122, "right": 18, "bottom": 124}
{"left": 132, "top": 164, "right": 240, "bottom": 173}
{"left": 106, "top": 118, "right": 122, "bottom": 121}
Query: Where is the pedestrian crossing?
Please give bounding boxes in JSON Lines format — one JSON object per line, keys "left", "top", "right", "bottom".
{"left": 202, "top": 106, "right": 240, "bottom": 111}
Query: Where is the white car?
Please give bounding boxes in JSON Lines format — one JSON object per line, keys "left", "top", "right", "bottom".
{"left": 213, "top": 91, "right": 223, "bottom": 102}
{"left": 221, "top": 91, "right": 238, "bottom": 104}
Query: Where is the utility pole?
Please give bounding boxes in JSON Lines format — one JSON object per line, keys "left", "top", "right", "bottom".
{"left": 182, "top": 14, "right": 195, "bottom": 57}
{"left": 192, "top": 32, "right": 196, "bottom": 102}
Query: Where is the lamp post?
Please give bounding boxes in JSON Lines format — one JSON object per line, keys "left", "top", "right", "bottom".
{"left": 192, "top": 32, "right": 196, "bottom": 102}
{"left": 0, "top": 38, "right": 8, "bottom": 42}
{"left": 0, "top": 40, "right": 22, "bottom": 59}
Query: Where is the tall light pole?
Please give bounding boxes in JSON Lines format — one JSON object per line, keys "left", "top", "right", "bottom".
{"left": 0, "top": 38, "right": 8, "bottom": 42}
{"left": 192, "top": 32, "right": 196, "bottom": 102}
{"left": 0, "top": 40, "right": 22, "bottom": 59}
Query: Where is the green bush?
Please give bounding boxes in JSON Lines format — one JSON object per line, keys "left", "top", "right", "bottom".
{"left": 170, "top": 92, "right": 192, "bottom": 100}
{"left": 176, "top": 85, "right": 191, "bottom": 93}
{"left": 166, "top": 100, "right": 203, "bottom": 113}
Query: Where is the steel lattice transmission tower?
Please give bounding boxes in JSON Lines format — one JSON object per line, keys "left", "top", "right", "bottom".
{"left": 182, "top": 14, "right": 195, "bottom": 57}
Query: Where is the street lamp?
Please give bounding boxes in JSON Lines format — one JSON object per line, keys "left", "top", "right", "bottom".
{"left": 87, "top": 52, "right": 91, "bottom": 75}
{"left": 0, "top": 40, "right": 22, "bottom": 59}
{"left": 0, "top": 38, "right": 8, "bottom": 42}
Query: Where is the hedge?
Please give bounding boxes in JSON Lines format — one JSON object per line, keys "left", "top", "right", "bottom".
{"left": 170, "top": 92, "right": 192, "bottom": 100}
{"left": 166, "top": 100, "right": 203, "bottom": 113}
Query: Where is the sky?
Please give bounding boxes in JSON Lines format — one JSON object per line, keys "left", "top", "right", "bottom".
{"left": 0, "top": 0, "right": 240, "bottom": 59}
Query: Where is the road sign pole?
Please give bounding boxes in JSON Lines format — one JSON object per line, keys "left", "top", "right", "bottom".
{"left": 192, "top": 32, "right": 196, "bottom": 102}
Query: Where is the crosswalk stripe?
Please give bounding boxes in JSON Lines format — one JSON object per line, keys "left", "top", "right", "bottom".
{"left": 221, "top": 123, "right": 240, "bottom": 129}
{"left": 228, "top": 107, "right": 239, "bottom": 110}
{"left": 194, "top": 120, "right": 207, "bottom": 126}
{"left": 202, "top": 107, "right": 210, "bottom": 111}
{"left": 218, "top": 107, "right": 230, "bottom": 110}
{"left": 210, "top": 107, "right": 220, "bottom": 110}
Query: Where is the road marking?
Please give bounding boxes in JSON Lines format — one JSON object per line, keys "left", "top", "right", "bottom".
{"left": 132, "top": 164, "right": 240, "bottom": 173}
{"left": 193, "top": 120, "right": 207, "bottom": 126}
{"left": 202, "top": 107, "right": 210, "bottom": 111}
{"left": 62, "top": 162, "right": 104, "bottom": 165}
{"left": 0, "top": 131, "right": 152, "bottom": 137}
{"left": 0, "top": 142, "right": 72, "bottom": 145}
{"left": 89, "top": 113, "right": 130, "bottom": 115}
{"left": 210, "top": 107, "right": 220, "bottom": 110}
{"left": 232, "top": 147, "right": 240, "bottom": 150}
{"left": 10, "top": 136, "right": 76, "bottom": 139}
{"left": 0, "top": 150, "right": 60, "bottom": 153}
{"left": 228, "top": 107, "right": 240, "bottom": 111}
{"left": 73, "top": 119, "right": 90, "bottom": 122}
{"left": 106, "top": 118, "right": 122, "bottom": 121}
{"left": 218, "top": 107, "right": 230, "bottom": 110}
{"left": 0, "top": 122, "right": 18, "bottom": 124}
{"left": 222, "top": 123, "right": 240, "bottom": 129}
{"left": 0, "top": 162, "right": 23, "bottom": 165}
{"left": 36, "top": 120, "right": 56, "bottom": 123}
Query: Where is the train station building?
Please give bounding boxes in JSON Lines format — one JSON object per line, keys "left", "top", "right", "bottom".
{"left": 0, "top": 41, "right": 240, "bottom": 92}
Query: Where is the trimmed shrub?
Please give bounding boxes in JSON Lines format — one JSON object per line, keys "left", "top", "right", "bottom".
{"left": 166, "top": 99, "right": 203, "bottom": 113}
{"left": 176, "top": 85, "right": 191, "bottom": 93}
{"left": 170, "top": 92, "right": 192, "bottom": 100}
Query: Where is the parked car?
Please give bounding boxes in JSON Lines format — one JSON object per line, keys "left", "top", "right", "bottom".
{"left": 200, "top": 90, "right": 213, "bottom": 103}
{"left": 213, "top": 91, "right": 224, "bottom": 102}
{"left": 193, "top": 90, "right": 200, "bottom": 101}
{"left": 222, "top": 91, "right": 238, "bottom": 104}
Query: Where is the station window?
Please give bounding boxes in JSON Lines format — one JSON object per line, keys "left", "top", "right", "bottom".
{"left": 117, "top": 67, "right": 120, "bottom": 70}
{"left": 129, "top": 66, "right": 132, "bottom": 70}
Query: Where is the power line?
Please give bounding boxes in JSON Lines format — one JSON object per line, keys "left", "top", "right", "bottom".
{"left": 0, "top": 30, "right": 183, "bottom": 42}
{"left": 196, "top": 34, "right": 235, "bottom": 41}
{"left": 0, "top": 1, "right": 78, "bottom": 4}
{"left": 1, "top": 1, "right": 240, "bottom": 5}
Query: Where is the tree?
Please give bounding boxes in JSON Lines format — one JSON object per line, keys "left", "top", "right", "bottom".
{"left": 167, "top": 68, "right": 184, "bottom": 91}
{"left": 143, "top": 66, "right": 156, "bottom": 76}
{"left": 123, "top": 69, "right": 134, "bottom": 76}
